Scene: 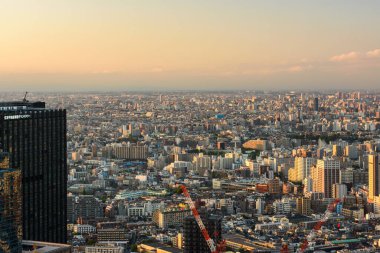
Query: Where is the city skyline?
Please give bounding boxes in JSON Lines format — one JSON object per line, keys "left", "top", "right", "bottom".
{"left": 1, "top": 0, "right": 380, "bottom": 91}
{"left": 0, "top": 90, "right": 379, "bottom": 252}
{"left": 1, "top": 2, "right": 380, "bottom": 250}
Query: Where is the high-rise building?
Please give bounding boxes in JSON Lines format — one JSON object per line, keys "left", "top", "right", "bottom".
{"left": 0, "top": 101, "right": 67, "bottom": 243}
{"left": 256, "top": 198, "right": 265, "bottom": 214}
{"left": 311, "top": 158, "right": 340, "bottom": 198}
{"left": 153, "top": 208, "right": 191, "bottom": 229}
{"left": 296, "top": 197, "right": 311, "bottom": 216}
{"left": 183, "top": 213, "right": 222, "bottom": 253}
{"left": 112, "top": 142, "right": 148, "bottom": 160}
{"left": 268, "top": 178, "right": 281, "bottom": 194}
{"left": 368, "top": 153, "right": 379, "bottom": 201}
{"left": 332, "top": 183, "right": 348, "bottom": 199}
{"left": 339, "top": 168, "right": 354, "bottom": 184}
{"left": 354, "top": 169, "right": 368, "bottom": 185}
{"left": 67, "top": 195, "right": 104, "bottom": 224}
{"left": 193, "top": 154, "right": 212, "bottom": 175}
{"left": 0, "top": 152, "right": 22, "bottom": 253}
{"left": 288, "top": 167, "right": 298, "bottom": 183}
{"left": 374, "top": 196, "right": 380, "bottom": 214}
{"left": 332, "top": 145, "right": 343, "bottom": 157}
{"left": 295, "top": 157, "right": 316, "bottom": 182}
{"left": 314, "top": 97, "right": 319, "bottom": 111}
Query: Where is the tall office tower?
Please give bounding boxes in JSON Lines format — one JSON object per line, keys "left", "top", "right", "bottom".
{"left": 314, "top": 97, "right": 319, "bottom": 111}
{"left": 368, "top": 153, "right": 380, "bottom": 201}
{"left": 183, "top": 213, "right": 222, "bottom": 253}
{"left": 0, "top": 101, "right": 67, "bottom": 243}
{"left": 112, "top": 142, "right": 148, "bottom": 160}
{"left": 67, "top": 195, "right": 104, "bottom": 224}
{"left": 295, "top": 157, "right": 316, "bottom": 182}
{"left": 296, "top": 197, "right": 311, "bottom": 216}
{"left": 332, "top": 183, "right": 348, "bottom": 199}
{"left": 0, "top": 152, "right": 22, "bottom": 253}
{"left": 311, "top": 158, "right": 340, "bottom": 198}
{"left": 339, "top": 168, "right": 354, "bottom": 184}
{"left": 332, "top": 145, "right": 343, "bottom": 157}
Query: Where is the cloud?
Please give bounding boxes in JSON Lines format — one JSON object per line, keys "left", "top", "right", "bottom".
{"left": 366, "top": 49, "right": 380, "bottom": 58}
{"left": 330, "top": 51, "right": 360, "bottom": 62}
{"left": 151, "top": 67, "right": 165, "bottom": 73}
{"left": 91, "top": 69, "right": 121, "bottom": 74}
{"left": 287, "top": 65, "right": 304, "bottom": 73}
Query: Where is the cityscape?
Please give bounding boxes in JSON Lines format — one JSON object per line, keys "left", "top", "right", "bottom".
{"left": 0, "top": 90, "right": 379, "bottom": 253}
{"left": 1, "top": 1, "right": 380, "bottom": 253}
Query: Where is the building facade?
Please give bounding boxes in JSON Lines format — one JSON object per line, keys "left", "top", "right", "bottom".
{"left": 294, "top": 157, "right": 316, "bottom": 182}
{"left": 311, "top": 158, "right": 340, "bottom": 198}
{"left": 296, "top": 197, "right": 312, "bottom": 216}
{"left": 183, "top": 214, "right": 222, "bottom": 253}
{"left": 153, "top": 209, "right": 191, "bottom": 229}
{"left": 85, "top": 246, "right": 123, "bottom": 253}
{"left": 369, "top": 153, "right": 379, "bottom": 201}
{"left": 67, "top": 195, "right": 104, "bottom": 224}
{"left": 0, "top": 153, "right": 22, "bottom": 253}
{"left": 0, "top": 102, "right": 67, "bottom": 243}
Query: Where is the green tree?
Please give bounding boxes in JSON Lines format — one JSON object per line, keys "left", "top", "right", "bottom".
{"left": 130, "top": 244, "right": 138, "bottom": 252}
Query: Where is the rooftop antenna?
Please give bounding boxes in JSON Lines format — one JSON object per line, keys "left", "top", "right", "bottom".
{"left": 23, "top": 91, "right": 28, "bottom": 102}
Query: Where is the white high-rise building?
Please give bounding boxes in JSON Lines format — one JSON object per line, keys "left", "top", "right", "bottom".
{"left": 332, "top": 183, "right": 348, "bottom": 199}
{"left": 374, "top": 196, "right": 380, "bottom": 214}
{"left": 311, "top": 158, "right": 340, "bottom": 198}
{"left": 256, "top": 198, "right": 265, "bottom": 214}
{"left": 369, "top": 153, "right": 380, "bottom": 201}
{"left": 303, "top": 176, "right": 313, "bottom": 194}
{"left": 295, "top": 157, "right": 316, "bottom": 182}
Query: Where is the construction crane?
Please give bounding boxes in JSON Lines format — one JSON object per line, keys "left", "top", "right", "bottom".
{"left": 280, "top": 243, "right": 289, "bottom": 253}
{"left": 180, "top": 184, "right": 225, "bottom": 253}
{"left": 23, "top": 91, "right": 29, "bottom": 102}
{"left": 298, "top": 199, "right": 340, "bottom": 253}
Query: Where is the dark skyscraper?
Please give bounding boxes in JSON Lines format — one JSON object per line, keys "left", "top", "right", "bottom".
{"left": 0, "top": 152, "right": 22, "bottom": 253}
{"left": 369, "top": 153, "right": 379, "bottom": 201}
{"left": 183, "top": 213, "right": 222, "bottom": 253}
{"left": 314, "top": 97, "right": 319, "bottom": 111}
{"left": 0, "top": 101, "right": 67, "bottom": 243}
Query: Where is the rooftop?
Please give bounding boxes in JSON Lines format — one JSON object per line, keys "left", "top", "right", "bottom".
{"left": 22, "top": 240, "right": 71, "bottom": 253}
{"left": 0, "top": 101, "right": 46, "bottom": 110}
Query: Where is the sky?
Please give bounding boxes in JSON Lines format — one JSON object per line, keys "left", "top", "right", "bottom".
{"left": 0, "top": 0, "right": 380, "bottom": 91}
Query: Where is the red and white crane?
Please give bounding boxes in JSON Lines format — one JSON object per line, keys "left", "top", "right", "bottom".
{"left": 180, "top": 184, "right": 225, "bottom": 253}
{"left": 298, "top": 199, "right": 340, "bottom": 253}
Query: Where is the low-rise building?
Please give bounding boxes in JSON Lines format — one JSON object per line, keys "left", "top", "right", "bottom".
{"left": 153, "top": 208, "right": 191, "bottom": 229}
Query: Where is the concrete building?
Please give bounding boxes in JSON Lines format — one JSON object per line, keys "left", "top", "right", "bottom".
{"left": 369, "top": 153, "right": 379, "bottom": 201}
{"left": 0, "top": 153, "right": 22, "bottom": 253}
{"left": 332, "top": 183, "right": 348, "bottom": 199}
{"left": 339, "top": 168, "right": 354, "bottom": 184}
{"left": 138, "top": 242, "right": 183, "bottom": 253}
{"left": 274, "top": 198, "right": 294, "bottom": 214}
{"left": 183, "top": 214, "right": 222, "bottom": 253}
{"left": 193, "top": 154, "right": 211, "bottom": 175}
{"left": 113, "top": 143, "right": 148, "bottom": 160}
{"left": 97, "top": 229, "right": 128, "bottom": 242}
{"left": 85, "top": 245, "right": 123, "bottom": 253}
{"left": 311, "top": 158, "right": 340, "bottom": 198}
{"left": 67, "top": 195, "right": 104, "bottom": 223}
{"left": 268, "top": 178, "right": 281, "bottom": 194}
{"left": 153, "top": 208, "right": 191, "bottom": 229}
{"left": 21, "top": 241, "right": 71, "bottom": 253}
{"left": 296, "top": 197, "right": 312, "bottom": 216}
{"left": 73, "top": 224, "right": 96, "bottom": 234}
{"left": 295, "top": 157, "right": 316, "bottom": 182}
{"left": 374, "top": 196, "right": 380, "bottom": 214}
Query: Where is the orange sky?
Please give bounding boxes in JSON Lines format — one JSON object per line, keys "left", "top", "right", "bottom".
{"left": 0, "top": 0, "right": 380, "bottom": 90}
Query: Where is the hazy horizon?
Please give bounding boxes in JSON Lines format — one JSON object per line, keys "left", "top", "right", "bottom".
{"left": 1, "top": 0, "right": 380, "bottom": 91}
